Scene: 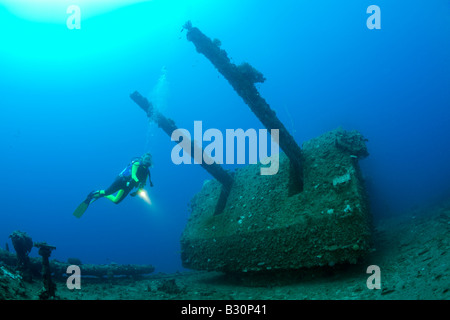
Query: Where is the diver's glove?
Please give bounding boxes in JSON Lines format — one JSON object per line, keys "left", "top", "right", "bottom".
{"left": 150, "top": 181, "right": 154, "bottom": 187}
{"left": 130, "top": 191, "right": 138, "bottom": 197}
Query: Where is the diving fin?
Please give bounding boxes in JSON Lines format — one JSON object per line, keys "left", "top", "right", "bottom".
{"left": 73, "top": 201, "right": 90, "bottom": 218}
{"left": 73, "top": 197, "right": 98, "bottom": 218}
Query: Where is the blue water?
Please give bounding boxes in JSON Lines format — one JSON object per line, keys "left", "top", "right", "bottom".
{"left": 1, "top": 1, "right": 449, "bottom": 273}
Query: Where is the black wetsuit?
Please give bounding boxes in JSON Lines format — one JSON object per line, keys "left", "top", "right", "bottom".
{"left": 103, "top": 162, "right": 151, "bottom": 204}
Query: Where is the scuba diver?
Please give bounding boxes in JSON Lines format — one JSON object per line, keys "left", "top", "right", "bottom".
{"left": 73, "top": 152, "right": 154, "bottom": 218}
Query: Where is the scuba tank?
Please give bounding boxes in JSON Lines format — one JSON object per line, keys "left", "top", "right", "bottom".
{"left": 119, "top": 157, "right": 141, "bottom": 181}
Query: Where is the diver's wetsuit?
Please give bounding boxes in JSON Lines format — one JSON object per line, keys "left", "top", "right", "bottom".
{"left": 102, "top": 162, "right": 151, "bottom": 204}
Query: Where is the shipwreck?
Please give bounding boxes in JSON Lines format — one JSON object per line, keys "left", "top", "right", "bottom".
{"left": 131, "top": 22, "right": 372, "bottom": 273}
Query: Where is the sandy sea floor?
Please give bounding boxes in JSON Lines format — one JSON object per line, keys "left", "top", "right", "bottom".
{"left": 1, "top": 201, "right": 449, "bottom": 301}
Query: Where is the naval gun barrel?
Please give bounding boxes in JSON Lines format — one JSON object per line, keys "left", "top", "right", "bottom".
{"left": 130, "top": 91, "right": 234, "bottom": 192}
{"left": 184, "top": 22, "right": 303, "bottom": 189}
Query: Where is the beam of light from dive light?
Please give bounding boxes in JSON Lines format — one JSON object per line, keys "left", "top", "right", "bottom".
{"left": 137, "top": 189, "right": 152, "bottom": 205}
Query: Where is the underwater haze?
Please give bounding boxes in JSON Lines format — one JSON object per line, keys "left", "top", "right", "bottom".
{"left": 0, "top": 0, "right": 449, "bottom": 273}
